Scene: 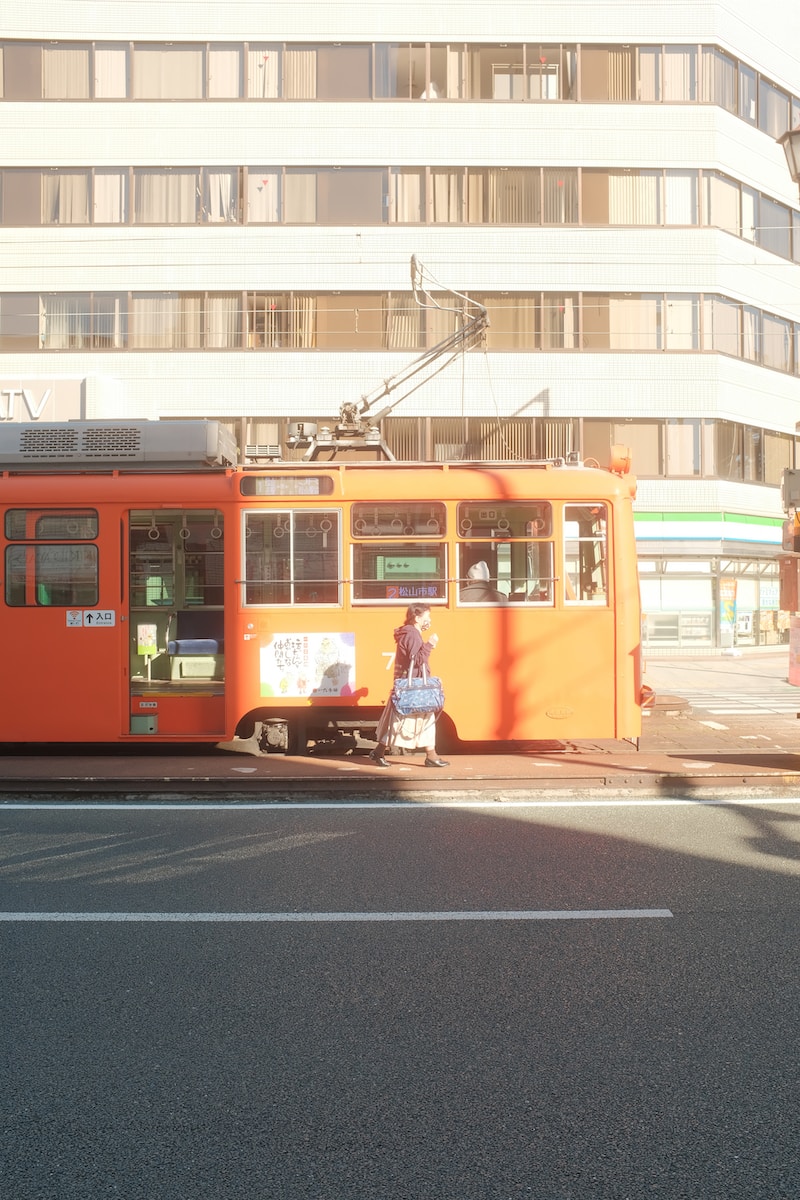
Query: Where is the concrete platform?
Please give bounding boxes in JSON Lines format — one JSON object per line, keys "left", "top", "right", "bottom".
{"left": 2, "top": 650, "right": 798, "bottom": 799}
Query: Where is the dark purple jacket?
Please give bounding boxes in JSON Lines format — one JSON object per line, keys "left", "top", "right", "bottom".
{"left": 393, "top": 624, "right": 433, "bottom": 680}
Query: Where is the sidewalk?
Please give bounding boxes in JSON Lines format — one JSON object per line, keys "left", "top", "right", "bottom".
{"left": 1, "top": 648, "right": 797, "bottom": 799}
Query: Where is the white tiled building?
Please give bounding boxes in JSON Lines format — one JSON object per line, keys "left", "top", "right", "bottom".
{"left": 2, "top": 0, "right": 800, "bottom": 648}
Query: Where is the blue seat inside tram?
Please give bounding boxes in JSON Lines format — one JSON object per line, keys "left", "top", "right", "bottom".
{"left": 167, "top": 611, "right": 224, "bottom": 656}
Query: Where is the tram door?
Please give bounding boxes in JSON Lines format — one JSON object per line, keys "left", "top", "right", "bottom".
{"left": 128, "top": 509, "right": 226, "bottom": 736}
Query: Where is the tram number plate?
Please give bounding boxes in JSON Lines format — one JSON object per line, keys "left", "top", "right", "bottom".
{"left": 66, "top": 609, "right": 116, "bottom": 628}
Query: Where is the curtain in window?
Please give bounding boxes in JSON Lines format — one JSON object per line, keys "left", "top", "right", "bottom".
{"left": 705, "top": 173, "right": 739, "bottom": 235}
{"left": 246, "top": 170, "right": 280, "bottom": 222}
{"left": 43, "top": 295, "right": 90, "bottom": 349}
{"left": 43, "top": 47, "right": 89, "bottom": 98}
{"left": 93, "top": 295, "right": 125, "bottom": 348}
{"left": 664, "top": 171, "right": 697, "bottom": 224}
{"left": 289, "top": 296, "right": 316, "bottom": 348}
{"left": 608, "top": 172, "right": 660, "bottom": 224}
{"left": 702, "top": 49, "right": 736, "bottom": 112}
{"left": 284, "top": 49, "right": 316, "bottom": 98}
{"left": 665, "top": 296, "right": 698, "bottom": 350}
{"left": 431, "top": 170, "right": 462, "bottom": 222}
{"left": 741, "top": 187, "right": 757, "bottom": 242}
{"left": 133, "top": 47, "right": 203, "bottom": 99}
{"left": 0, "top": 46, "right": 4, "bottom": 97}
{"left": 248, "top": 294, "right": 286, "bottom": 347}
{"left": 607, "top": 48, "right": 634, "bottom": 100}
{"left": 638, "top": 48, "right": 660, "bottom": 101}
{"left": 246, "top": 46, "right": 280, "bottom": 97}
{"left": 94, "top": 45, "right": 127, "bottom": 98}
{"left": 665, "top": 421, "right": 702, "bottom": 475}
{"left": 703, "top": 297, "right": 740, "bottom": 355}
{"left": 446, "top": 47, "right": 464, "bottom": 98}
{"left": 131, "top": 295, "right": 178, "bottom": 348}
{"left": 483, "top": 296, "right": 535, "bottom": 349}
{"left": 42, "top": 173, "right": 89, "bottom": 224}
{"left": 204, "top": 170, "right": 237, "bottom": 222}
{"left": 206, "top": 295, "right": 241, "bottom": 348}
{"left": 663, "top": 47, "right": 696, "bottom": 101}
{"left": 609, "top": 296, "right": 660, "bottom": 351}
{"left": 94, "top": 171, "right": 127, "bottom": 222}
{"left": 208, "top": 46, "right": 241, "bottom": 98}
{"left": 543, "top": 169, "right": 577, "bottom": 223}
{"left": 541, "top": 295, "right": 577, "bottom": 349}
{"left": 134, "top": 171, "right": 198, "bottom": 223}
{"left": 487, "top": 169, "right": 538, "bottom": 222}
{"left": 758, "top": 197, "right": 790, "bottom": 258}
{"left": 742, "top": 307, "right": 760, "bottom": 362}
{"left": 759, "top": 80, "right": 789, "bottom": 138}
{"left": 384, "top": 293, "right": 421, "bottom": 349}
{"left": 762, "top": 315, "right": 791, "bottom": 371}
{"left": 739, "top": 65, "right": 757, "bottom": 123}
{"left": 390, "top": 170, "right": 423, "bottom": 222}
{"left": 284, "top": 172, "right": 316, "bottom": 222}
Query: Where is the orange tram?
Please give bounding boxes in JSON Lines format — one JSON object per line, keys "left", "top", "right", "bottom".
{"left": 0, "top": 420, "right": 649, "bottom": 753}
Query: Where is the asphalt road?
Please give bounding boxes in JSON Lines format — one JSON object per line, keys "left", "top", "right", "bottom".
{"left": 2, "top": 799, "right": 799, "bottom": 1200}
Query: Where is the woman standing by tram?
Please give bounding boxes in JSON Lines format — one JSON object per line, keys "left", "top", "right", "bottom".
{"left": 369, "top": 603, "right": 449, "bottom": 769}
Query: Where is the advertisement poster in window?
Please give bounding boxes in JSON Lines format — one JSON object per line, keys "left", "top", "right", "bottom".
{"left": 260, "top": 632, "right": 355, "bottom": 697}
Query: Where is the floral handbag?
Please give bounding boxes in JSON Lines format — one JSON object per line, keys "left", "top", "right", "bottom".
{"left": 391, "top": 663, "right": 445, "bottom": 717}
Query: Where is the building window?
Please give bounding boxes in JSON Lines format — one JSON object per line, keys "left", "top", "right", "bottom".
{"left": 133, "top": 169, "right": 200, "bottom": 223}
{"left": 132, "top": 45, "right": 204, "bottom": 100}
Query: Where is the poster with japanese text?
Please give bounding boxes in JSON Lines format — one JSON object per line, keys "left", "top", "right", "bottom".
{"left": 260, "top": 632, "right": 356, "bottom": 697}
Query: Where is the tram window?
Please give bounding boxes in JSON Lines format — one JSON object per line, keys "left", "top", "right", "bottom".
{"left": 459, "top": 540, "right": 554, "bottom": 604}
{"left": 5, "top": 508, "right": 98, "bottom": 540}
{"left": 563, "top": 504, "right": 608, "bottom": 604}
{"left": 244, "top": 510, "right": 340, "bottom": 605}
{"left": 5, "top": 544, "right": 98, "bottom": 606}
{"left": 351, "top": 502, "right": 446, "bottom": 538}
{"left": 457, "top": 501, "right": 552, "bottom": 539}
{"left": 352, "top": 542, "right": 447, "bottom": 603}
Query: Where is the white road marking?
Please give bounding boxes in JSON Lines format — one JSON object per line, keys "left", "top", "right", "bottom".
{"left": 0, "top": 908, "right": 673, "bottom": 923}
{"left": 4, "top": 797, "right": 800, "bottom": 811}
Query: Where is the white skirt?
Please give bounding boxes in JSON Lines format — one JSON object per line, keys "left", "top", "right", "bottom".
{"left": 375, "top": 703, "right": 437, "bottom": 750}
